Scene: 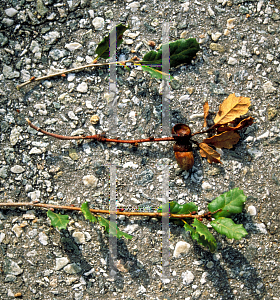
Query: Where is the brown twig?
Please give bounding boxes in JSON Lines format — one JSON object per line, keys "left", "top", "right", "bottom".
{"left": 0, "top": 202, "right": 221, "bottom": 220}
{"left": 17, "top": 59, "right": 135, "bottom": 90}
{"left": 26, "top": 119, "right": 175, "bottom": 143}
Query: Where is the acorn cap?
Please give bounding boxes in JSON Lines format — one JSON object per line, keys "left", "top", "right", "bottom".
{"left": 172, "top": 124, "right": 191, "bottom": 141}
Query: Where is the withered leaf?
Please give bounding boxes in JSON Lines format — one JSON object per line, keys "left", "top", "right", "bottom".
{"left": 203, "top": 131, "right": 240, "bottom": 149}
{"left": 214, "top": 94, "right": 251, "bottom": 125}
{"left": 203, "top": 101, "right": 209, "bottom": 128}
{"left": 216, "top": 117, "right": 254, "bottom": 133}
{"left": 199, "top": 143, "right": 222, "bottom": 164}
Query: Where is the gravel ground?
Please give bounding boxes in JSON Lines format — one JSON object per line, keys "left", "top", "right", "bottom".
{"left": 0, "top": 0, "right": 280, "bottom": 299}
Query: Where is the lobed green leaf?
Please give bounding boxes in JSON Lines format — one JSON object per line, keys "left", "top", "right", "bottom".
{"left": 98, "top": 216, "right": 133, "bottom": 240}
{"left": 184, "top": 220, "right": 217, "bottom": 252}
{"left": 95, "top": 23, "right": 129, "bottom": 59}
{"left": 157, "top": 201, "right": 198, "bottom": 215}
{"left": 47, "top": 210, "right": 69, "bottom": 230}
{"left": 81, "top": 202, "right": 97, "bottom": 223}
{"left": 211, "top": 217, "right": 248, "bottom": 240}
{"left": 140, "top": 38, "right": 200, "bottom": 68}
{"left": 208, "top": 188, "right": 246, "bottom": 218}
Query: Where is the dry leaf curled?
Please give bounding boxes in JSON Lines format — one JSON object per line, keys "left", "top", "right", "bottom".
{"left": 199, "top": 143, "right": 222, "bottom": 164}
{"left": 214, "top": 94, "right": 251, "bottom": 125}
{"left": 203, "top": 131, "right": 240, "bottom": 149}
{"left": 216, "top": 116, "right": 254, "bottom": 133}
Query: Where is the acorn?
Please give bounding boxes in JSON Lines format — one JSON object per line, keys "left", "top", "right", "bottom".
{"left": 172, "top": 124, "right": 194, "bottom": 171}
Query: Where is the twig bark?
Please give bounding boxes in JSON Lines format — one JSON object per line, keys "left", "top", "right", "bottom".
{"left": 17, "top": 59, "right": 134, "bottom": 90}
{"left": 26, "top": 118, "right": 175, "bottom": 143}
{"left": 0, "top": 202, "right": 220, "bottom": 220}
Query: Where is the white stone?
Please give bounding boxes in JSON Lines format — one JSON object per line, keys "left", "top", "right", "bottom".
{"left": 77, "top": 82, "right": 88, "bottom": 93}
{"left": 42, "top": 31, "right": 60, "bottom": 44}
{"left": 200, "top": 272, "right": 208, "bottom": 284}
{"left": 179, "top": 95, "right": 190, "bottom": 102}
{"left": 68, "top": 111, "right": 78, "bottom": 120}
{"left": 182, "top": 270, "right": 194, "bottom": 285}
{"left": 0, "top": 232, "right": 5, "bottom": 243}
{"left": 202, "top": 182, "right": 212, "bottom": 191}
{"left": 38, "top": 232, "right": 48, "bottom": 245}
{"left": 227, "top": 18, "right": 236, "bottom": 29}
{"left": 83, "top": 175, "right": 98, "bottom": 187}
{"left": 254, "top": 223, "right": 267, "bottom": 234}
{"left": 123, "top": 162, "right": 138, "bottom": 169}
{"left": 128, "top": 2, "right": 140, "bottom": 12}
{"left": 5, "top": 8, "right": 18, "bottom": 17}
{"left": 256, "top": 130, "right": 270, "bottom": 140}
{"left": 67, "top": 73, "right": 75, "bottom": 82}
{"left": 11, "top": 165, "right": 25, "bottom": 174}
{"left": 10, "top": 127, "right": 21, "bottom": 146}
{"left": 12, "top": 224, "right": 23, "bottom": 238}
{"left": 228, "top": 57, "right": 238, "bottom": 65}
{"left": 263, "top": 81, "right": 276, "bottom": 94}
{"left": 129, "top": 111, "right": 137, "bottom": 125}
{"left": 173, "top": 241, "right": 191, "bottom": 258}
{"left": 72, "top": 232, "right": 86, "bottom": 244}
{"left": 65, "top": 42, "right": 83, "bottom": 51}
{"left": 211, "top": 32, "right": 222, "bottom": 42}
{"left": 29, "top": 147, "right": 42, "bottom": 155}
{"left": 55, "top": 257, "right": 70, "bottom": 270}
{"left": 64, "top": 263, "right": 82, "bottom": 274}
{"left": 92, "top": 17, "right": 104, "bottom": 30}
{"left": 248, "top": 205, "right": 257, "bottom": 216}
{"left": 208, "top": 6, "right": 215, "bottom": 16}
{"left": 257, "top": 0, "right": 264, "bottom": 12}
{"left": 124, "top": 39, "right": 134, "bottom": 45}
{"left": 28, "top": 190, "right": 40, "bottom": 201}
{"left": 88, "top": 10, "right": 94, "bottom": 18}
{"left": 266, "top": 54, "right": 273, "bottom": 61}
{"left": 85, "top": 101, "right": 93, "bottom": 109}
{"left": 2, "top": 18, "right": 14, "bottom": 27}
{"left": 181, "top": 2, "right": 190, "bottom": 12}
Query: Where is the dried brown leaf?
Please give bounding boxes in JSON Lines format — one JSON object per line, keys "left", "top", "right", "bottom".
{"left": 203, "top": 101, "right": 209, "bottom": 128}
{"left": 199, "top": 143, "right": 222, "bottom": 164}
{"left": 216, "top": 116, "right": 254, "bottom": 133}
{"left": 203, "top": 131, "right": 240, "bottom": 149}
{"left": 214, "top": 94, "right": 251, "bottom": 125}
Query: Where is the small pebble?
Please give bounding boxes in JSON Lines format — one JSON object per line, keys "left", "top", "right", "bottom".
{"left": 65, "top": 42, "right": 82, "bottom": 51}
{"left": 11, "top": 165, "right": 25, "bottom": 174}
{"left": 173, "top": 241, "right": 191, "bottom": 258}
{"left": 72, "top": 232, "right": 86, "bottom": 244}
{"left": 63, "top": 263, "right": 82, "bottom": 274}
{"left": 77, "top": 82, "right": 88, "bottom": 93}
{"left": 248, "top": 205, "right": 257, "bottom": 216}
{"left": 182, "top": 270, "right": 194, "bottom": 285}
{"left": 92, "top": 17, "right": 104, "bottom": 30}
{"left": 228, "top": 57, "right": 238, "bottom": 65}
{"left": 90, "top": 115, "right": 99, "bottom": 124}
{"left": 211, "top": 32, "right": 222, "bottom": 42}
{"left": 83, "top": 175, "right": 98, "bottom": 187}
{"left": 55, "top": 257, "right": 70, "bottom": 271}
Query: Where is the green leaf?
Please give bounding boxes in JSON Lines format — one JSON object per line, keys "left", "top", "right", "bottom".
{"left": 81, "top": 202, "right": 97, "bottom": 223}
{"left": 179, "top": 202, "right": 198, "bottom": 214}
{"left": 47, "top": 210, "right": 69, "bottom": 230}
{"left": 141, "top": 66, "right": 173, "bottom": 81}
{"left": 140, "top": 38, "right": 200, "bottom": 68}
{"left": 95, "top": 23, "right": 129, "bottom": 59}
{"left": 98, "top": 216, "right": 133, "bottom": 240}
{"left": 157, "top": 201, "right": 197, "bottom": 215}
{"left": 184, "top": 220, "right": 217, "bottom": 252}
{"left": 208, "top": 188, "right": 246, "bottom": 219}
{"left": 211, "top": 217, "right": 248, "bottom": 240}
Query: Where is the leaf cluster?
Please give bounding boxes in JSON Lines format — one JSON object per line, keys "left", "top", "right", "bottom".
{"left": 157, "top": 188, "right": 248, "bottom": 252}
{"left": 197, "top": 94, "right": 253, "bottom": 165}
